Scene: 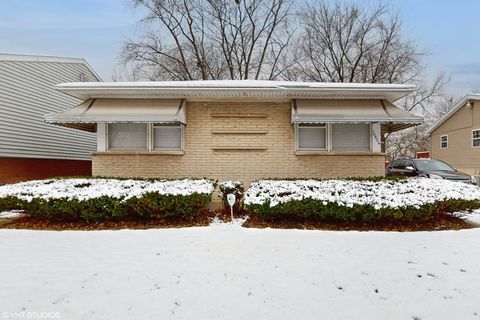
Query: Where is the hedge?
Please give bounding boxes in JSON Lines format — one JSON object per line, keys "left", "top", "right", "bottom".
{"left": 0, "top": 178, "right": 215, "bottom": 222}
{"left": 244, "top": 178, "right": 480, "bottom": 222}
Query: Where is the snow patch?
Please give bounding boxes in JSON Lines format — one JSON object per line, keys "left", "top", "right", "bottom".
{"left": 455, "top": 209, "right": 480, "bottom": 225}
{"left": 0, "top": 210, "right": 24, "bottom": 219}
{"left": 1, "top": 227, "right": 480, "bottom": 319}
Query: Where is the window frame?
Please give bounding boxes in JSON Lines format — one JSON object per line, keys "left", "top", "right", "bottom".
{"left": 440, "top": 135, "right": 448, "bottom": 149}
{"left": 105, "top": 123, "right": 185, "bottom": 152}
{"left": 295, "top": 123, "right": 328, "bottom": 151}
{"left": 295, "top": 123, "right": 373, "bottom": 152}
{"left": 151, "top": 123, "right": 185, "bottom": 151}
{"left": 472, "top": 129, "right": 480, "bottom": 148}
{"left": 331, "top": 123, "right": 372, "bottom": 152}
{"left": 106, "top": 123, "right": 149, "bottom": 151}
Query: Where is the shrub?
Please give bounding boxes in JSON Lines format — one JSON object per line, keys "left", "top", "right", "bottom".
{"left": 0, "top": 178, "right": 215, "bottom": 222}
{"left": 244, "top": 178, "right": 480, "bottom": 222}
{"left": 127, "top": 192, "right": 213, "bottom": 219}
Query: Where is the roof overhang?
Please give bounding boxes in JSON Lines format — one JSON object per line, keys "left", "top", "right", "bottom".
{"left": 44, "top": 98, "right": 186, "bottom": 132}
{"left": 427, "top": 94, "right": 480, "bottom": 134}
{"left": 54, "top": 80, "right": 416, "bottom": 102}
{"left": 292, "top": 99, "right": 423, "bottom": 133}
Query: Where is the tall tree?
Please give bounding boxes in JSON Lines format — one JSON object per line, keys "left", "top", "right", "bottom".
{"left": 297, "top": 1, "right": 421, "bottom": 84}
{"left": 121, "top": 0, "right": 294, "bottom": 80}
{"left": 296, "top": 1, "right": 449, "bottom": 156}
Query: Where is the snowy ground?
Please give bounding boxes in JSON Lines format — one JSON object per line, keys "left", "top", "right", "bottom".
{"left": 1, "top": 224, "right": 480, "bottom": 320}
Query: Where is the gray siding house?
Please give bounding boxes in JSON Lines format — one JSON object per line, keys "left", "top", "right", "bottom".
{"left": 0, "top": 53, "right": 100, "bottom": 183}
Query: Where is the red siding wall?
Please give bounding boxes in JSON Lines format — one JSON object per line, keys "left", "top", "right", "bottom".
{"left": 0, "top": 157, "right": 91, "bottom": 184}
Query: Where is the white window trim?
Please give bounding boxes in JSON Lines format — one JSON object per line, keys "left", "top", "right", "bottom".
{"left": 105, "top": 123, "right": 185, "bottom": 152}
{"left": 151, "top": 123, "right": 185, "bottom": 151}
{"left": 472, "top": 129, "right": 480, "bottom": 148}
{"left": 440, "top": 134, "right": 448, "bottom": 149}
{"left": 295, "top": 123, "right": 373, "bottom": 152}
{"left": 295, "top": 123, "right": 328, "bottom": 151}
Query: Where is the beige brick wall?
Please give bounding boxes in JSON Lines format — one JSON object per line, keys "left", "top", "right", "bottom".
{"left": 93, "top": 102, "right": 385, "bottom": 183}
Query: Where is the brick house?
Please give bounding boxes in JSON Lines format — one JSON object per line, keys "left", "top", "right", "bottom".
{"left": 45, "top": 81, "right": 422, "bottom": 183}
{"left": 0, "top": 53, "right": 100, "bottom": 183}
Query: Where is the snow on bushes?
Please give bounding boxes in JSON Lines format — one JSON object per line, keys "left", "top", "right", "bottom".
{"left": 0, "top": 178, "right": 215, "bottom": 221}
{"left": 245, "top": 178, "right": 480, "bottom": 221}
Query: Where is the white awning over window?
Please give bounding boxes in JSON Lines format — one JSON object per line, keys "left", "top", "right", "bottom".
{"left": 292, "top": 99, "right": 423, "bottom": 133}
{"left": 44, "top": 98, "right": 186, "bottom": 132}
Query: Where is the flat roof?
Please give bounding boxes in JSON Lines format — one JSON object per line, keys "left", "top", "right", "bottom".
{"left": 55, "top": 80, "right": 416, "bottom": 102}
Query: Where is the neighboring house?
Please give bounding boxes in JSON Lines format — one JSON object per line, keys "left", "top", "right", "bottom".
{"left": 0, "top": 53, "right": 101, "bottom": 183}
{"left": 45, "top": 81, "right": 422, "bottom": 183}
{"left": 428, "top": 94, "right": 480, "bottom": 175}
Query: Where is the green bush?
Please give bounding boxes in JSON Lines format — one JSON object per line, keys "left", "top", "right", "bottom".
{"left": 0, "top": 191, "right": 214, "bottom": 222}
{"left": 246, "top": 198, "right": 480, "bottom": 222}
{"left": 126, "top": 192, "right": 212, "bottom": 219}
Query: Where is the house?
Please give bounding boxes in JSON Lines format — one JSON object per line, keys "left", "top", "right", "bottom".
{"left": 0, "top": 53, "right": 101, "bottom": 183}
{"left": 428, "top": 94, "right": 480, "bottom": 175}
{"left": 44, "top": 81, "right": 422, "bottom": 183}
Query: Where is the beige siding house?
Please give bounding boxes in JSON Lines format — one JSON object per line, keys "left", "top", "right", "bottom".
{"left": 45, "top": 81, "right": 422, "bottom": 183}
{"left": 428, "top": 94, "right": 480, "bottom": 174}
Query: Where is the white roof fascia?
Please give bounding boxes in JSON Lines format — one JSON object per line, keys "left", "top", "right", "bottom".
{"left": 0, "top": 53, "right": 102, "bottom": 82}
{"left": 54, "top": 81, "right": 415, "bottom": 102}
{"left": 427, "top": 94, "right": 480, "bottom": 135}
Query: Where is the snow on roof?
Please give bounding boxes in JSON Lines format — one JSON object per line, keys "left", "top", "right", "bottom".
{"left": 55, "top": 80, "right": 416, "bottom": 102}
{"left": 427, "top": 94, "right": 480, "bottom": 134}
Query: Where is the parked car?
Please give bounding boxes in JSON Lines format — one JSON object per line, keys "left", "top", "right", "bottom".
{"left": 385, "top": 158, "right": 477, "bottom": 184}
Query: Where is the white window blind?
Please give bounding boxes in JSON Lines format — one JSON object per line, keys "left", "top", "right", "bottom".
{"left": 108, "top": 123, "right": 148, "bottom": 150}
{"left": 153, "top": 124, "right": 182, "bottom": 149}
{"left": 332, "top": 123, "right": 370, "bottom": 151}
{"left": 298, "top": 124, "right": 326, "bottom": 149}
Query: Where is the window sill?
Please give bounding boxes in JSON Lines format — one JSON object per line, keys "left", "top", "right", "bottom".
{"left": 295, "top": 151, "right": 384, "bottom": 156}
{"left": 93, "top": 150, "right": 185, "bottom": 156}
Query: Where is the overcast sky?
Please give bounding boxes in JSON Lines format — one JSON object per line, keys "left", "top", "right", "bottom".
{"left": 1, "top": 0, "right": 479, "bottom": 95}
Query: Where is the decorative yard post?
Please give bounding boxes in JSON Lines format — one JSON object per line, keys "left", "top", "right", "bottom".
{"left": 227, "top": 194, "right": 236, "bottom": 223}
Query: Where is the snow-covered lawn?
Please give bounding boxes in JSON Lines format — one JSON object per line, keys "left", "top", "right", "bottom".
{"left": 1, "top": 224, "right": 480, "bottom": 319}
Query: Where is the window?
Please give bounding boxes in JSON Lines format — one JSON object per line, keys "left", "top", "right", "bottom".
{"left": 108, "top": 123, "right": 148, "bottom": 150}
{"left": 295, "top": 123, "right": 372, "bottom": 152}
{"left": 392, "top": 160, "right": 405, "bottom": 169}
{"left": 332, "top": 123, "right": 370, "bottom": 151}
{"left": 296, "top": 124, "right": 327, "bottom": 150}
{"left": 440, "top": 135, "right": 448, "bottom": 149}
{"left": 107, "top": 123, "right": 184, "bottom": 152}
{"left": 153, "top": 124, "right": 183, "bottom": 150}
{"left": 404, "top": 160, "right": 415, "bottom": 170}
{"left": 473, "top": 129, "right": 480, "bottom": 148}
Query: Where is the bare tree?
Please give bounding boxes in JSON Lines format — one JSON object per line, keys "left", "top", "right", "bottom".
{"left": 386, "top": 83, "right": 456, "bottom": 160}
{"left": 296, "top": 1, "right": 452, "bottom": 159}
{"left": 297, "top": 1, "right": 422, "bottom": 84}
{"left": 121, "top": 0, "right": 294, "bottom": 80}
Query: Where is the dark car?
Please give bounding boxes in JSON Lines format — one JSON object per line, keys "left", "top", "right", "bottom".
{"left": 385, "top": 158, "right": 477, "bottom": 185}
